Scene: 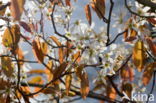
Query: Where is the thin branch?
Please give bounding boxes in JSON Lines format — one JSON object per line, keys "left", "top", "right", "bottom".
{"left": 107, "top": 30, "right": 127, "bottom": 46}
{"left": 50, "top": 3, "right": 71, "bottom": 41}
{"left": 12, "top": 60, "right": 38, "bottom": 63}
{"left": 106, "top": 0, "right": 114, "bottom": 46}
{"left": 64, "top": 97, "right": 82, "bottom": 103}
{"left": 146, "top": 50, "right": 156, "bottom": 61}
{"left": 107, "top": 75, "right": 124, "bottom": 97}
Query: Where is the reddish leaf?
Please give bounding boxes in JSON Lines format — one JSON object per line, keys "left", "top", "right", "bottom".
{"left": 84, "top": 4, "right": 92, "bottom": 25}
{"left": 146, "top": 37, "right": 156, "bottom": 56}
{"left": 147, "top": 18, "right": 156, "bottom": 26}
{"left": 50, "top": 0, "right": 62, "bottom": 6}
{"left": 65, "top": 0, "right": 71, "bottom": 6}
{"left": 32, "top": 39, "right": 48, "bottom": 63}
{"left": 59, "top": 48, "right": 64, "bottom": 64}
{"left": 1, "top": 57, "right": 14, "bottom": 77}
{"left": 123, "top": 28, "right": 128, "bottom": 41}
{"left": 19, "top": 21, "right": 32, "bottom": 33}
{"left": 28, "top": 76, "right": 42, "bottom": 84}
{"left": 16, "top": 47, "right": 24, "bottom": 66}
{"left": 124, "top": 29, "right": 137, "bottom": 42}
{"left": 107, "top": 86, "right": 116, "bottom": 100}
{"left": 142, "top": 62, "right": 156, "bottom": 85}
{"left": 120, "top": 65, "right": 134, "bottom": 82}
{"left": 72, "top": 51, "right": 81, "bottom": 63}
{"left": 76, "top": 64, "right": 85, "bottom": 79}
{"left": 50, "top": 36, "right": 64, "bottom": 63}
{"left": 45, "top": 60, "right": 53, "bottom": 82}
{"left": 10, "top": 0, "right": 25, "bottom": 21}
{"left": 0, "top": 78, "right": 11, "bottom": 90}
{"left": 65, "top": 74, "right": 72, "bottom": 95}
{"left": 122, "top": 82, "right": 133, "bottom": 98}
{"left": 91, "top": 0, "right": 105, "bottom": 19}
{"left": 28, "top": 69, "right": 46, "bottom": 74}
{"left": 50, "top": 36, "right": 61, "bottom": 46}
{"left": 53, "top": 62, "right": 68, "bottom": 80}
{"left": 80, "top": 72, "right": 90, "bottom": 99}
{"left": 2, "top": 24, "right": 21, "bottom": 50}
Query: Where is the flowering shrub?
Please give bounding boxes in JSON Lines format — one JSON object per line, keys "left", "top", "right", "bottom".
{"left": 0, "top": 0, "right": 156, "bottom": 102}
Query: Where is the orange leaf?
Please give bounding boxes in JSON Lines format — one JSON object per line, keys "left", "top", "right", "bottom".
{"left": 146, "top": 37, "right": 156, "bottom": 56}
{"left": 122, "top": 82, "right": 133, "bottom": 98}
{"left": 21, "top": 86, "right": 30, "bottom": 95}
{"left": 91, "top": 0, "right": 105, "bottom": 19}
{"left": 80, "top": 72, "right": 90, "bottom": 99}
{"left": 32, "top": 39, "right": 47, "bottom": 63}
{"left": 41, "top": 87, "right": 57, "bottom": 94}
{"left": 76, "top": 64, "right": 85, "bottom": 79}
{"left": 65, "top": 0, "right": 71, "bottom": 6}
{"left": 50, "top": 0, "right": 62, "bottom": 6}
{"left": 50, "top": 36, "right": 64, "bottom": 63}
{"left": 132, "top": 40, "right": 146, "bottom": 72}
{"left": 50, "top": 36, "right": 61, "bottom": 46}
{"left": 28, "top": 69, "right": 46, "bottom": 74}
{"left": 1, "top": 57, "right": 14, "bottom": 77}
{"left": 2, "top": 24, "right": 21, "bottom": 50}
{"left": 125, "top": 29, "right": 137, "bottom": 42}
{"left": 59, "top": 48, "right": 64, "bottom": 63}
{"left": 65, "top": 74, "right": 72, "bottom": 95}
{"left": 45, "top": 60, "right": 53, "bottom": 82}
{"left": 147, "top": 18, "right": 156, "bottom": 26}
{"left": 16, "top": 47, "right": 24, "bottom": 66}
{"left": 142, "top": 62, "right": 156, "bottom": 85}
{"left": 53, "top": 62, "right": 68, "bottom": 80}
{"left": 120, "top": 65, "right": 134, "bottom": 82}
{"left": 84, "top": 4, "right": 92, "bottom": 25}
{"left": 28, "top": 76, "right": 42, "bottom": 84}
{"left": 10, "top": 0, "right": 25, "bottom": 21}
{"left": 107, "top": 86, "right": 116, "bottom": 100}
{"left": 19, "top": 21, "right": 32, "bottom": 33}
{"left": 63, "top": 41, "right": 73, "bottom": 58}
{"left": 0, "top": 78, "right": 11, "bottom": 90}
{"left": 123, "top": 28, "right": 128, "bottom": 41}
{"left": 72, "top": 51, "right": 81, "bottom": 63}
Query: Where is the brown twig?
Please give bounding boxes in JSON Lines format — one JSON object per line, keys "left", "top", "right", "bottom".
{"left": 107, "top": 30, "right": 127, "bottom": 46}
{"left": 50, "top": 3, "right": 71, "bottom": 41}
{"left": 106, "top": 0, "right": 114, "bottom": 46}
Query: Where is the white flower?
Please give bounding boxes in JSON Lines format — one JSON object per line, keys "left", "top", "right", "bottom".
{"left": 135, "top": 2, "right": 154, "bottom": 16}
{"left": 110, "top": 44, "right": 117, "bottom": 51}
{"left": 112, "top": 7, "right": 127, "bottom": 32}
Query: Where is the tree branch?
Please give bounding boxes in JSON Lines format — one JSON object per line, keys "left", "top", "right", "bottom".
{"left": 106, "top": 0, "right": 114, "bottom": 46}
{"left": 21, "top": 82, "right": 121, "bottom": 103}
{"left": 50, "top": 3, "right": 71, "bottom": 41}
{"left": 107, "top": 30, "right": 127, "bottom": 46}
